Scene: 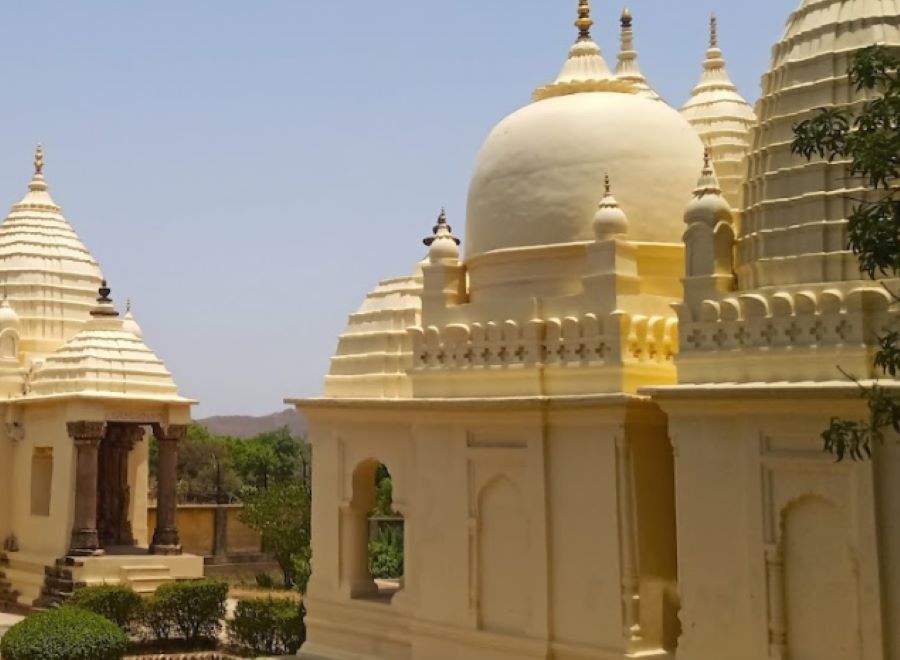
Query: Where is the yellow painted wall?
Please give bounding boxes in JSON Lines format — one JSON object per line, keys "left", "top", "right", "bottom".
{"left": 147, "top": 504, "right": 262, "bottom": 557}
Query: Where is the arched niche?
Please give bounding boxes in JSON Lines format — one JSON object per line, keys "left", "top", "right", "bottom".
{"left": 781, "top": 496, "right": 858, "bottom": 660}
{"left": 477, "top": 474, "right": 531, "bottom": 635}
{"left": 341, "top": 458, "right": 405, "bottom": 602}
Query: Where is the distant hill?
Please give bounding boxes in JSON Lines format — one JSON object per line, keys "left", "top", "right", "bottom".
{"left": 197, "top": 408, "right": 307, "bottom": 439}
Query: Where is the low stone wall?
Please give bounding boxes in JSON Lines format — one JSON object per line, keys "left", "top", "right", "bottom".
{"left": 147, "top": 504, "right": 262, "bottom": 559}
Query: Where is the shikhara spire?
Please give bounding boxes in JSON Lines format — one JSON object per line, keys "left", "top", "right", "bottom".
{"left": 679, "top": 12, "right": 756, "bottom": 210}
{"left": 615, "top": 7, "right": 662, "bottom": 101}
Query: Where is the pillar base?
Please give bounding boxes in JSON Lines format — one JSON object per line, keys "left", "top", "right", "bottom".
{"left": 69, "top": 528, "right": 100, "bottom": 555}
{"left": 151, "top": 526, "right": 182, "bottom": 555}
{"left": 150, "top": 544, "right": 183, "bottom": 556}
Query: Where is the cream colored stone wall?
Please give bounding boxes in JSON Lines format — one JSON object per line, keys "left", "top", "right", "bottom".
{"left": 300, "top": 398, "right": 676, "bottom": 660}
{"left": 651, "top": 386, "right": 895, "bottom": 660}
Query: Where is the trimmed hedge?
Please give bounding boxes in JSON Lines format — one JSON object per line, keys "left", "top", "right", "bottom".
{"left": 0, "top": 607, "right": 128, "bottom": 660}
{"left": 148, "top": 579, "right": 228, "bottom": 644}
{"left": 228, "top": 597, "right": 305, "bottom": 655}
{"left": 68, "top": 584, "right": 143, "bottom": 630}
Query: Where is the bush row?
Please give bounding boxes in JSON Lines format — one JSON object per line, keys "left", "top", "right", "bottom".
{"left": 1, "top": 579, "right": 305, "bottom": 660}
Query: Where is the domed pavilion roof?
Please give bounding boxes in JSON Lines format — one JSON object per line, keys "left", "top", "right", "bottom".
{"left": 464, "top": 1, "right": 704, "bottom": 259}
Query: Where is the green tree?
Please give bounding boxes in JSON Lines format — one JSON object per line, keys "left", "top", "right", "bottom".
{"left": 167, "top": 423, "right": 241, "bottom": 503}
{"left": 239, "top": 480, "right": 311, "bottom": 588}
{"left": 232, "top": 427, "right": 302, "bottom": 490}
{"left": 792, "top": 45, "right": 900, "bottom": 460}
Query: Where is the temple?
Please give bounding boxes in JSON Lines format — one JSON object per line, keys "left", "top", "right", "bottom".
{"left": 0, "top": 148, "right": 202, "bottom": 610}
{"left": 290, "top": 1, "right": 900, "bottom": 659}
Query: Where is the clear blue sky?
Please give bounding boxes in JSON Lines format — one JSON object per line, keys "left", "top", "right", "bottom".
{"left": 0, "top": 1, "right": 792, "bottom": 416}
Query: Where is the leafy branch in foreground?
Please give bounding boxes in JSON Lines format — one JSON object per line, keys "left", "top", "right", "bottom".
{"left": 792, "top": 45, "right": 900, "bottom": 460}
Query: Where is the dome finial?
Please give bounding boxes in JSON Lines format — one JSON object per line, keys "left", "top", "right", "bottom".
{"left": 710, "top": 13, "right": 718, "bottom": 49}
{"left": 604, "top": 172, "right": 612, "bottom": 195}
{"left": 34, "top": 144, "right": 44, "bottom": 176}
{"left": 621, "top": 7, "right": 632, "bottom": 29}
{"left": 576, "top": 0, "right": 593, "bottom": 41}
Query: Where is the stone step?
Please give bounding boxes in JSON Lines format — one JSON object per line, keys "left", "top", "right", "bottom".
{"left": 120, "top": 564, "right": 170, "bottom": 576}
{"left": 128, "top": 575, "right": 174, "bottom": 595}
{"left": 120, "top": 564, "right": 173, "bottom": 595}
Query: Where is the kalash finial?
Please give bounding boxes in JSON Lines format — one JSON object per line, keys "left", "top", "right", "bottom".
{"left": 34, "top": 144, "right": 44, "bottom": 176}
{"left": 710, "top": 13, "right": 718, "bottom": 49}
{"left": 621, "top": 7, "right": 633, "bottom": 29}
{"left": 576, "top": 0, "right": 594, "bottom": 41}
{"left": 91, "top": 280, "right": 120, "bottom": 318}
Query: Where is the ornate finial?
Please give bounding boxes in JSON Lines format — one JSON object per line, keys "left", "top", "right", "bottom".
{"left": 91, "top": 280, "right": 120, "bottom": 318}
{"left": 98, "top": 280, "right": 112, "bottom": 304}
{"left": 710, "top": 13, "right": 718, "bottom": 48}
{"left": 621, "top": 7, "right": 633, "bottom": 29}
{"left": 126, "top": 298, "right": 132, "bottom": 313}
{"left": 604, "top": 172, "right": 612, "bottom": 195}
{"left": 576, "top": 0, "right": 593, "bottom": 41}
{"left": 703, "top": 147, "right": 713, "bottom": 171}
{"left": 424, "top": 208, "right": 460, "bottom": 247}
{"left": 34, "top": 144, "right": 44, "bottom": 176}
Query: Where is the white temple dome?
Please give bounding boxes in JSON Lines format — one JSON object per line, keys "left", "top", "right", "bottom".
{"left": 465, "top": 91, "right": 705, "bottom": 257}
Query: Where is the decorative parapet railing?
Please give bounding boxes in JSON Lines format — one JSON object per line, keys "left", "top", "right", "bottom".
{"left": 409, "top": 312, "right": 678, "bottom": 371}
{"left": 677, "top": 287, "right": 897, "bottom": 353}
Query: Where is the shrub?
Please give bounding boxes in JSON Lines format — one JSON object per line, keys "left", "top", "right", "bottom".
{"left": 141, "top": 593, "right": 176, "bottom": 641}
{"left": 0, "top": 607, "right": 128, "bottom": 660}
{"left": 67, "top": 584, "right": 142, "bottom": 630}
{"left": 151, "top": 578, "right": 228, "bottom": 644}
{"left": 254, "top": 571, "right": 276, "bottom": 589}
{"left": 228, "top": 597, "right": 305, "bottom": 655}
{"left": 368, "top": 525, "right": 404, "bottom": 579}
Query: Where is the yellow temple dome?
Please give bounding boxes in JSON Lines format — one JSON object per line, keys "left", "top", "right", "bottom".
{"left": 28, "top": 283, "right": 183, "bottom": 401}
{"left": 0, "top": 146, "right": 104, "bottom": 353}
{"left": 464, "top": 3, "right": 704, "bottom": 259}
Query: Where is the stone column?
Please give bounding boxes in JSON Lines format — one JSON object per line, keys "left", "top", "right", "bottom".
{"left": 67, "top": 421, "right": 106, "bottom": 555}
{"left": 151, "top": 424, "right": 186, "bottom": 555}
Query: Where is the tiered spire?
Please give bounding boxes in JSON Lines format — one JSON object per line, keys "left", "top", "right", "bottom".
{"left": 615, "top": 8, "right": 661, "bottom": 101}
{"left": 680, "top": 14, "right": 756, "bottom": 210}
{"left": 534, "top": 1, "right": 635, "bottom": 101}
{"left": 423, "top": 209, "right": 461, "bottom": 262}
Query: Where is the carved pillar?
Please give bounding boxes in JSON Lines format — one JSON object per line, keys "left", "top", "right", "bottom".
{"left": 68, "top": 421, "right": 106, "bottom": 555}
{"left": 615, "top": 434, "right": 642, "bottom": 644}
{"left": 766, "top": 546, "right": 788, "bottom": 658}
{"left": 151, "top": 424, "right": 186, "bottom": 555}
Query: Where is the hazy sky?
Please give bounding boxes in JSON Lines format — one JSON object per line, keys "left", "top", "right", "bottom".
{"left": 0, "top": 1, "right": 793, "bottom": 416}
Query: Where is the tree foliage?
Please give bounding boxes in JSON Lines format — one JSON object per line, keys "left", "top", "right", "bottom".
{"left": 792, "top": 45, "right": 900, "bottom": 460}
{"left": 239, "top": 480, "right": 311, "bottom": 588}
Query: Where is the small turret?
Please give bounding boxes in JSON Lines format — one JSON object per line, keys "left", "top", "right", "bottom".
{"left": 423, "top": 209, "right": 461, "bottom": 263}
{"left": 593, "top": 174, "right": 630, "bottom": 239}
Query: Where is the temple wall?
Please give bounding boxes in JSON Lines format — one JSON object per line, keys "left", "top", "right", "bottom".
{"left": 0, "top": 410, "right": 11, "bottom": 544}
{"left": 301, "top": 399, "right": 676, "bottom": 660}
{"left": 659, "top": 392, "right": 889, "bottom": 660}
{"left": 10, "top": 407, "right": 75, "bottom": 559}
